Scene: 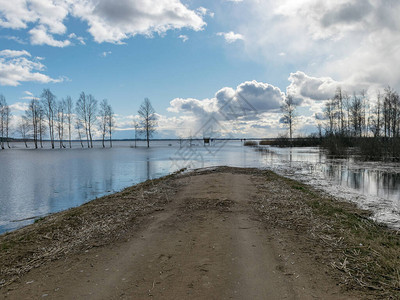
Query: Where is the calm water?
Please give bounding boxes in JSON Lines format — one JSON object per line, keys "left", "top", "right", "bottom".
{"left": 261, "top": 147, "right": 400, "bottom": 228}
{"left": 1, "top": 140, "right": 400, "bottom": 233}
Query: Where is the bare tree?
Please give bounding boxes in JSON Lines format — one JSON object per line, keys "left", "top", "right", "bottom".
{"left": 18, "top": 116, "right": 30, "bottom": 148}
{"left": 138, "top": 98, "right": 157, "bottom": 148}
{"left": 75, "top": 119, "right": 84, "bottom": 148}
{"left": 76, "top": 92, "right": 89, "bottom": 148}
{"left": 134, "top": 121, "right": 139, "bottom": 148}
{"left": 86, "top": 94, "right": 97, "bottom": 148}
{"left": 41, "top": 89, "right": 56, "bottom": 148}
{"left": 334, "top": 87, "right": 345, "bottom": 135}
{"left": 107, "top": 104, "right": 114, "bottom": 148}
{"left": 66, "top": 96, "right": 73, "bottom": 148}
{"left": 324, "top": 99, "right": 336, "bottom": 135}
{"left": 38, "top": 105, "right": 46, "bottom": 148}
{"left": 281, "top": 94, "right": 297, "bottom": 140}
{"left": 26, "top": 98, "right": 41, "bottom": 149}
{"left": 76, "top": 92, "right": 97, "bottom": 148}
{"left": 369, "top": 91, "right": 382, "bottom": 137}
{"left": 55, "top": 99, "right": 66, "bottom": 148}
{"left": 99, "top": 99, "right": 108, "bottom": 148}
{"left": 4, "top": 104, "right": 11, "bottom": 148}
{"left": 0, "top": 95, "right": 6, "bottom": 149}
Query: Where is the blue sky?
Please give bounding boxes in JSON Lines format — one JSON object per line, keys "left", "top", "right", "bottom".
{"left": 1, "top": 0, "right": 400, "bottom": 138}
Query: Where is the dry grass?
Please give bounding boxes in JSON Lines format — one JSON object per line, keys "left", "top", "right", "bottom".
{"left": 243, "top": 141, "right": 258, "bottom": 146}
{"left": 252, "top": 170, "right": 400, "bottom": 299}
{"left": 0, "top": 169, "right": 185, "bottom": 288}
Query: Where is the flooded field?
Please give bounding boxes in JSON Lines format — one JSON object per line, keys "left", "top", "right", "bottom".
{"left": 0, "top": 140, "right": 400, "bottom": 233}
{"left": 261, "top": 147, "right": 400, "bottom": 229}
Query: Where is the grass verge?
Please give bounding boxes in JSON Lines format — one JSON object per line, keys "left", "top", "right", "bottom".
{"left": 253, "top": 170, "right": 400, "bottom": 299}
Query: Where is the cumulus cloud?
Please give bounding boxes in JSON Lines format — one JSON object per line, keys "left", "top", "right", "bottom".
{"left": 0, "top": 49, "right": 62, "bottom": 86}
{"left": 287, "top": 71, "right": 340, "bottom": 102}
{"left": 170, "top": 80, "right": 283, "bottom": 117}
{"left": 234, "top": 0, "right": 400, "bottom": 91}
{"left": 0, "top": 0, "right": 206, "bottom": 46}
{"left": 167, "top": 80, "right": 285, "bottom": 136}
{"left": 217, "top": 31, "right": 244, "bottom": 43}
{"left": 178, "top": 35, "right": 189, "bottom": 42}
{"left": 29, "top": 25, "right": 71, "bottom": 47}
{"left": 234, "top": 80, "right": 283, "bottom": 112}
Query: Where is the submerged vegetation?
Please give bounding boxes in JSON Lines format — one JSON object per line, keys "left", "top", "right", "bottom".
{"left": 254, "top": 170, "right": 400, "bottom": 298}
{"left": 243, "top": 140, "right": 258, "bottom": 146}
{"left": 273, "top": 86, "right": 400, "bottom": 161}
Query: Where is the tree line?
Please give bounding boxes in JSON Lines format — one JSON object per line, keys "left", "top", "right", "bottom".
{"left": 0, "top": 89, "right": 158, "bottom": 149}
{"left": 280, "top": 86, "right": 400, "bottom": 160}
{"left": 0, "top": 89, "right": 114, "bottom": 149}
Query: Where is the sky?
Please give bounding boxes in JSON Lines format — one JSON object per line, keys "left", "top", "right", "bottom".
{"left": 1, "top": 0, "right": 400, "bottom": 139}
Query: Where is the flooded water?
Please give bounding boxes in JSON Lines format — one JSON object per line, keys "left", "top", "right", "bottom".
{"left": 261, "top": 146, "right": 400, "bottom": 229}
{"left": 1, "top": 140, "right": 400, "bottom": 233}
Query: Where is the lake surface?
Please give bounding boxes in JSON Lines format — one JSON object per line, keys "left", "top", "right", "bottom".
{"left": 1, "top": 140, "right": 400, "bottom": 233}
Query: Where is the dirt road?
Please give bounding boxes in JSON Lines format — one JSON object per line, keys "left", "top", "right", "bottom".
{"left": 2, "top": 170, "right": 357, "bottom": 299}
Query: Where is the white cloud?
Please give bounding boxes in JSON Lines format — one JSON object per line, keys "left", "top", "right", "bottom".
{"left": 178, "top": 35, "right": 189, "bottom": 42}
{"left": 29, "top": 25, "right": 71, "bottom": 47}
{"left": 0, "top": 49, "right": 62, "bottom": 86}
{"left": 167, "top": 80, "right": 285, "bottom": 136}
{"left": 9, "top": 101, "right": 29, "bottom": 112}
{"left": 236, "top": 0, "right": 400, "bottom": 91}
{"left": 0, "top": 0, "right": 206, "bottom": 46}
{"left": 197, "top": 7, "right": 214, "bottom": 18}
{"left": 287, "top": 71, "right": 340, "bottom": 102}
{"left": 0, "top": 49, "right": 31, "bottom": 57}
{"left": 101, "top": 51, "right": 112, "bottom": 57}
{"left": 1, "top": 35, "right": 26, "bottom": 44}
{"left": 217, "top": 31, "right": 244, "bottom": 43}
{"left": 68, "top": 33, "right": 86, "bottom": 45}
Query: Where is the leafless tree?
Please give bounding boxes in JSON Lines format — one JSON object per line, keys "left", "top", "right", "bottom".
{"left": 107, "top": 104, "right": 114, "bottom": 148}
{"left": 134, "top": 121, "right": 139, "bottom": 148}
{"left": 76, "top": 92, "right": 97, "bottom": 148}
{"left": 138, "top": 98, "right": 157, "bottom": 148}
{"left": 76, "top": 92, "right": 89, "bottom": 148}
{"left": 324, "top": 99, "right": 336, "bottom": 135}
{"left": 55, "top": 99, "right": 66, "bottom": 148}
{"left": 18, "top": 116, "right": 30, "bottom": 148}
{"left": 350, "top": 92, "right": 363, "bottom": 137}
{"left": 41, "top": 89, "right": 56, "bottom": 148}
{"left": 0, "top": 95, "right": 6, "bottom": 149}
{"left": 86, "top": 94, "right": 97, "bottom": 148}
{"left": 334, "top": 87, "right": 345, "bottom": 135}
{"left": 38, "top": 105, "right": 46, "bottom": 148}
{"left": 66, "top": 96, "right": 73, "bottom": 148}
{"left": 369, "top": 91, "right": 382, "bottom": 137}
{"left": 99, "top": 99, "right": 108, "bottom": 148}
{"left": 281, "top": 94, "right": 297, "bottom": 140}
{"left": 4, "top": 104, "right": 11, "bottom": 148}
{"left": 75, "top": 119, "right": 84, "bottom": 148}
{"left": 25, "top": 98, "right": 41, "bottom": 148}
